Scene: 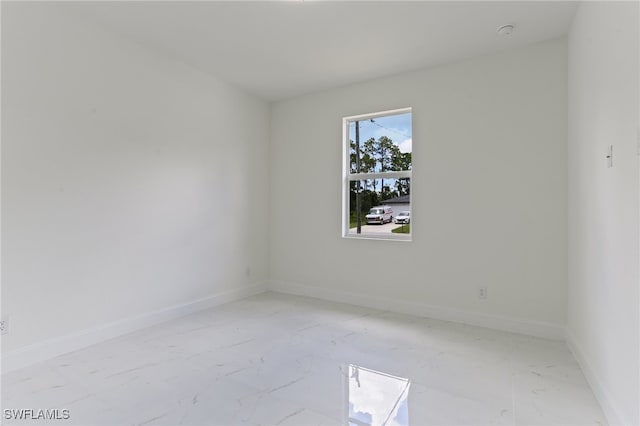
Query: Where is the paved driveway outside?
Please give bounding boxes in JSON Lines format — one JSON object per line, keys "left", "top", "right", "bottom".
{"left": 350, "top": 222, "right": 401, "bottom": 234}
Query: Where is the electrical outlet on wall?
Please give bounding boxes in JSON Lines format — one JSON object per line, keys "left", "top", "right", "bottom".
{"left": 606, "top": 145, "right": 613, "bottom": 168}
{"left": 479, "top": 287, "right": 488, "bottom": 299}
{"left": 0, "top": 316, "right": 9, "bottom": 335}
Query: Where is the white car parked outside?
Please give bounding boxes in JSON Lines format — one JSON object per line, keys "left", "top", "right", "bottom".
{"left": 394, "top": 211, "right": 410, "bottom": 224}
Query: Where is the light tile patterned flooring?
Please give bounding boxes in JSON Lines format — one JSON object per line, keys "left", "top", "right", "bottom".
{"left": 2, "top": 292, "right": 606, "bottom": 425}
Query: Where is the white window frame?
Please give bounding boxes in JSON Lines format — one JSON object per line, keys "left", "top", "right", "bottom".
{"left": 342, "top": 107, "right": 412, "bottom": 241}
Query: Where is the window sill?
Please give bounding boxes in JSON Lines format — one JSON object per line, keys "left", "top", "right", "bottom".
{"left": 342, "top": 233, "right": 412, "bottom": 242}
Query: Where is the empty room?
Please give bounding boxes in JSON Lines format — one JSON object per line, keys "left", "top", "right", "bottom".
{"left": 1, "top": 1, "right": 639, "bottom": 425}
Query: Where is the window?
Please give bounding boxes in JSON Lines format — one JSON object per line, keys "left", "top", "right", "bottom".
{"left": 342, "top": 108, "right": 412, "bottom": 240}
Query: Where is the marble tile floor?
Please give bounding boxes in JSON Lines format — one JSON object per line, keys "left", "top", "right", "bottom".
{"left": 2, "top": 292, "right": 607, "bottom": 425}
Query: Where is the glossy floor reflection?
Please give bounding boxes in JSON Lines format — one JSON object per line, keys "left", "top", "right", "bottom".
{"left": 2, "top": 292, "right": 606, "bottom": 425}
{"left": 348, "top": 365, "right": 409, "bottom": 426}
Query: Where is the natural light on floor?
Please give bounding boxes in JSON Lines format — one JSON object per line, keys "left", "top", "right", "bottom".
{"left": 347, "top": 365, "right": 410, "bottom": 426}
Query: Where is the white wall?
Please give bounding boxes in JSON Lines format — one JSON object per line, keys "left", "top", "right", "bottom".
{"left": 1, "top": 3, "right": 270, "bottom": 357}
{"left": 269, "top": 39, "right": 568, "bottom": 337}
{"left": 567, "top": 2, "right": 640, "bottom": 424}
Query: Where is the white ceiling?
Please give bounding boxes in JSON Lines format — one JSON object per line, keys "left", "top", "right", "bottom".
{"left": 68, "top": 1, "right": 579, "bottom": 101}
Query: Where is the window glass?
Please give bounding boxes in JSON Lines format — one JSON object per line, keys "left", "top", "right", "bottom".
{"left": 343, "top": 109, "right": 412, "bottom": 240}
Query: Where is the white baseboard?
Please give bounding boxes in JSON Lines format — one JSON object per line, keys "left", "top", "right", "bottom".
{"left": 1, "top": 282, "right": 267, "bottom": 373}
{"left": 268, "top": 280, "right": 565, "bottom": 340}
{"left": 565, "top": 328, "right": 629, "bottom": 426}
